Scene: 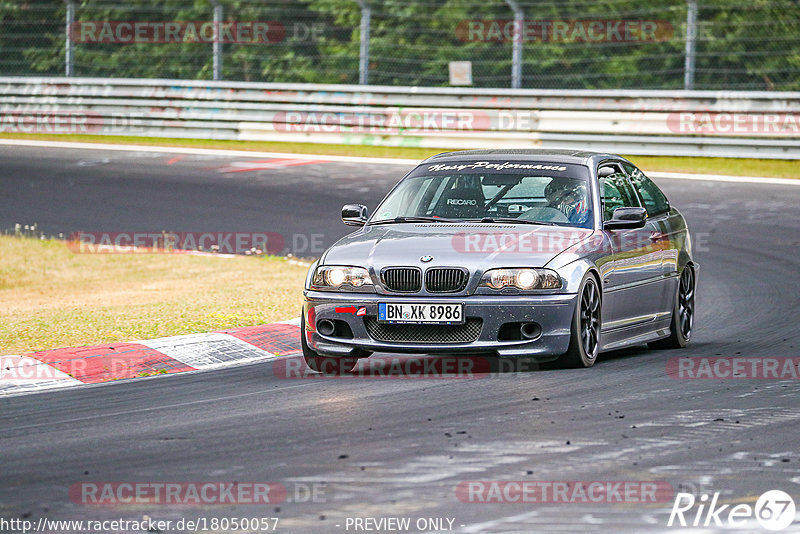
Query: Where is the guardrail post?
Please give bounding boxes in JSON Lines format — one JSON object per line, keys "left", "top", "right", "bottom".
{"left": 505, "top": 0, "right": 523, "bottom": 89}
{"left": 684, "top": 0, "right": 697, "bottom": 90}
{"left": 211, "top": 0, "right": 223, "bottom": 80}
{"left": 357, "top": 0, "right": 371, "bottom": 85}
{"left": 65, "top": 0, "right": 75, "bottom": 77}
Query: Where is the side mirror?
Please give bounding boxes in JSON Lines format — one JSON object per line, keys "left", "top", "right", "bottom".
{"left": 342, "top": 204, "right": 369, "bottom": 226}
{"left": 604, "top": 207, "right": 647, "bottom": 230}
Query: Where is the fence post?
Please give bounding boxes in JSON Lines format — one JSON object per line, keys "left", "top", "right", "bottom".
{"left": 684, "top": 0, "right": 697, "bottom": 90}
{"left": 357, "top": 0, "right": 371, "bottom": 85}
{"left": 211, "top": 0, "right": 223, "bottom": 80}
{"left": 65, "top": 0, "right": 75, "bottom": 77}
{"left": 505, "top": 0, "right": 523, "bottom": 89}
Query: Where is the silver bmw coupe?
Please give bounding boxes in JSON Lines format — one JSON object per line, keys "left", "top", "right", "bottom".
{"left": 302, "top": 149, "right": 697, "bottom": 372}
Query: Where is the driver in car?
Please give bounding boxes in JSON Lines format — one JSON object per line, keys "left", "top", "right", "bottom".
{"left": 545, "top": 177, "right": 590, "bottom": 226}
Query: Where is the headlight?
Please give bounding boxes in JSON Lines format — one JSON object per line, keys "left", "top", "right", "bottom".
{"left": 481, "top": 268, "right": 562, "bottom": 290}
{"left": 311, "top": 266, "right": 373, "bottom": 290}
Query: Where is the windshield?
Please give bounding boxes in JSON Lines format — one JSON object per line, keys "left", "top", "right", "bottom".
{"left": 371, "top": 162, "right": 593, "bottom": 228}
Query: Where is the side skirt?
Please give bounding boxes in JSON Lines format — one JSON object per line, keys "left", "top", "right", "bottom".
{"left": 599, "top": 323, "right": 672, "bottom": 352}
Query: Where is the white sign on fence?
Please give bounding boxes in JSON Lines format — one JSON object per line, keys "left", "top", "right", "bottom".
{"left": 449, "top": 61, "right": 472, "bottom": 86}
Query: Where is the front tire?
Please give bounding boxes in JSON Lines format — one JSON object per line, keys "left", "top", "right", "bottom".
{"left": 301, "top": 313, "right": 359, "bottom": 374}
{"left": 649, "top": 266, "right": 695, "bottom": 349}
{"left": 559, "top": 275, "right": 601, "bottom": 368}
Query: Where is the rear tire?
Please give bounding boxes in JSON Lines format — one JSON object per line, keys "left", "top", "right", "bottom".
{"left": 649, "top": 266, "right": 695, "bottom": 350}
{"left": 559, "top": 275, "right": 601, "bottom": 368}
{"left": 301, "top": 313, "right": 359, "bottom": 374}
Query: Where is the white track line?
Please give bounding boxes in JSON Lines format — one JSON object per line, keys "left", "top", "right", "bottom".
{"left": 1, "top": 138, "right": 796, "bottom": 185}
{"left": 0, "top": 138, "right": 420, "bottom": 165}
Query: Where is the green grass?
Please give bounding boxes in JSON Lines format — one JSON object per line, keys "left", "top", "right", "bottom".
{"left": 2, "top": 132, "right": 797, "bottom": 178}
{"left": 624, "top": 155, "right": 799, "bottom": 179}
{"left": 0, "top": 132, "right": 445, "bottom": 161}
{"left": 0, "top": 235, "right": 309, "bottom": 353}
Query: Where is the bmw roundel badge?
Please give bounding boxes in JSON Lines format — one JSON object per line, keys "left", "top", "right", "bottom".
{"left": 420, "top": 255, "right": 434, "bottom": 263}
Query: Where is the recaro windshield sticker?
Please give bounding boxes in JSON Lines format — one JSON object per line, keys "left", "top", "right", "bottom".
{"left": 427, "top": 161, "right": 568, "bottom": 172}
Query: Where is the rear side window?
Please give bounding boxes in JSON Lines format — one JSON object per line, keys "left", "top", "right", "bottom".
{"left": 624, "top": 163, "right": 670, "bottom": 216}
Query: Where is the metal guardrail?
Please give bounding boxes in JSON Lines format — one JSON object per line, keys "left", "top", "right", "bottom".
{"left": 1, "top": 77, "right": 798, "bottom": 159}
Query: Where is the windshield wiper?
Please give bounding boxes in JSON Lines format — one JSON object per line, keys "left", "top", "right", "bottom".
{"left": 369, "top": 216, "right": 456, "bottom": 225}
{"left": 467, "top": 217, "right": 560, "bottom": 226}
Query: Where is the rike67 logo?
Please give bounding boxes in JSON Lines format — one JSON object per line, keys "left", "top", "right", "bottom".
{"left": 668, "top": 489, "right": 796, "bottom": 531}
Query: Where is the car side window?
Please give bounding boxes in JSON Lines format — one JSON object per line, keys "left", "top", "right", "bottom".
{"left": 623, "top": 163, "right": 670, "bottom": 216}
{"left": 599, "top": 164, "right": 639, "bottom": 222}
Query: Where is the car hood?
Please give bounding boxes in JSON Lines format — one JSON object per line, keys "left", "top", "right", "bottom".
{"left": 322, "top": 223, "right": 594, "bottom": 272}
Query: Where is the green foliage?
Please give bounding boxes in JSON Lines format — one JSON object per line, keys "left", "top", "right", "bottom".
{"left": 0, "top": 0, "right": 797, "bottom": 89}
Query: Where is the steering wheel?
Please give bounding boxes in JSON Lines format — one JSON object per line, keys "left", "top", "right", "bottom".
{"left": 516, "top": 206, "right": 570, "bottom": 223}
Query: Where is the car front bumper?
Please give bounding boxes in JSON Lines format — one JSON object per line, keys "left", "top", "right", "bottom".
{"left": 302, "top": 290, "right": 578, "bottom": 359}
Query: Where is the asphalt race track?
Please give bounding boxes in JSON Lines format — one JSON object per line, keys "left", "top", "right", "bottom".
{"left": 0, "top": 145, "right": 408, "bottom": 254}
{"left": 2, "top": 144, "right": 800, "bottom": 533}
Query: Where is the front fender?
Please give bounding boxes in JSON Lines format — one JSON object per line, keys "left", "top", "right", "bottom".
{"left": 544, "top": 231, "right": 610, "bottom": 293}
{"left": 548, "top": 258, "right": 601, "bottom": 294}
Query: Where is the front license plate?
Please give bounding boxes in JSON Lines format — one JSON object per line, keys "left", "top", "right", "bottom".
{"left": 378, "top": 302, "right": 464, "bottom": 324}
